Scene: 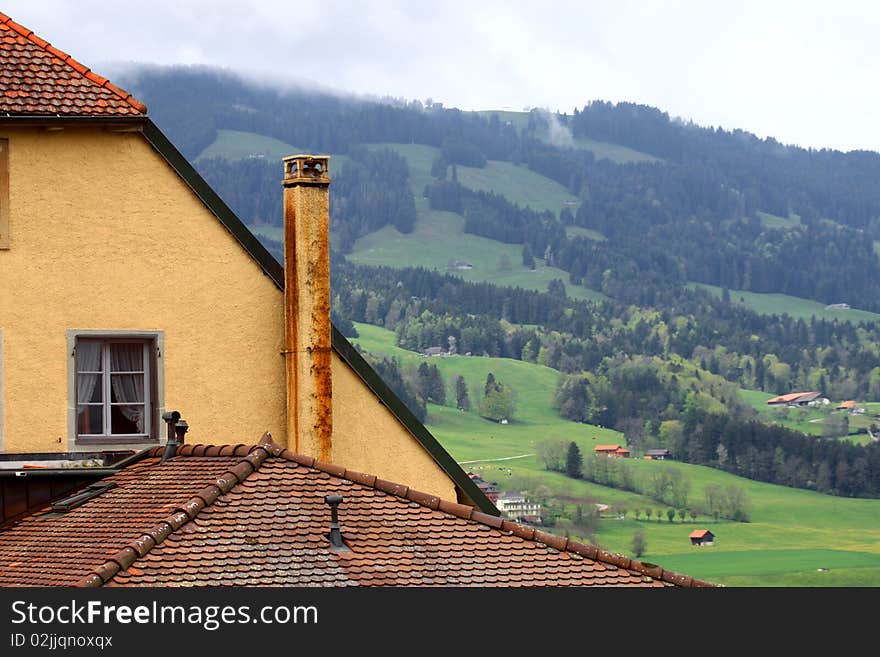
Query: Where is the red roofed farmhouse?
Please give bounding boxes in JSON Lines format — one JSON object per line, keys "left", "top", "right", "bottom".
{"left": 594, "top": 445, "right": 630, "bottom": 458}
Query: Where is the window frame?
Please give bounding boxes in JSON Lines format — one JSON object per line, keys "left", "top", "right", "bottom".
{"left": 67, "top": 330, "right": 164, "bottom": 450}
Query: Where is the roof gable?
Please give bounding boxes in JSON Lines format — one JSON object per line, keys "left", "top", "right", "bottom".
{"left": 0, "top": 13, "right": 146, "bottom": 116}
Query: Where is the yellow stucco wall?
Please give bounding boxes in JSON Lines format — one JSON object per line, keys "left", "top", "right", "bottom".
{"left": 332, "top": 357, "right": 456, "bottom": 498}
{"left": 0, "top": 125, "right": 456, "bottom": 500}
{"left": 0, "top": 127, "right": 287, "bottom": 452}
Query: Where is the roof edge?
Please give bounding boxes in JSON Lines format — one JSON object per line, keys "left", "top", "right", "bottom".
{"left": 140, "top": 120, "right": 285, "bottom": 287}
{"left": 0, "top": 13, "right": 147, "bottom": 114}
{"left": 330, "top": 326, "right": 498, "bottom": 515}
{"left": 77, "top": 439, "right": 272, "bottom": 587}
{"left": 282, "top": 440, "right": 720, "bottom": 587}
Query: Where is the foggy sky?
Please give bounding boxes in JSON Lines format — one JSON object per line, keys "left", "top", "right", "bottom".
{"left": 3, "top": 0, "right": 878, "bottom": 153}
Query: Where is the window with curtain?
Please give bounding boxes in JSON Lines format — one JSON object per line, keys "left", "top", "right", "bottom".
{"left": 75, "top": 338, "right": 153, "bottom": 439}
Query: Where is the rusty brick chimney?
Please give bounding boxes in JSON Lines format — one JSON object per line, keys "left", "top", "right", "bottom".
{"left": 282, "top": 155, "right": 332, "bottom": 461}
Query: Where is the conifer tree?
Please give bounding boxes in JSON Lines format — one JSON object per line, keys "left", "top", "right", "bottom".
{"left": 565, "top": 442, "right": 583, "bottom": 479}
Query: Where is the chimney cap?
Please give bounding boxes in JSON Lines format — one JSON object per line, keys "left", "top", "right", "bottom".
{"left": 283, "top": 154, "right": 331, "bottom": 186}
{"left": 284, "top": 153, "right": 330, "bottom": 185}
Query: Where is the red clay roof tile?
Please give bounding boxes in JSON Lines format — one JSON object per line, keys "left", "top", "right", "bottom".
{"left": 0, "top": 14, "right": 146, "bottom": 116}
{"left": 0, "top": 440, "right": 716, "bottom": 588}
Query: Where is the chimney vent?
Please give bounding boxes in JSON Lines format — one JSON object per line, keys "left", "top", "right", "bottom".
{"left": 324, "top": 494, "right": 350, "bottom": 551}
{"left": 174, "top": 419, "right": 189, "bottom": 444}
{"left": 160, "top": 410, "right": 182, "bottom": 464}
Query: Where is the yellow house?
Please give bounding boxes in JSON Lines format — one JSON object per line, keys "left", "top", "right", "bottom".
{"left": 0, "top": 13, "right": 490, "bottom": 511}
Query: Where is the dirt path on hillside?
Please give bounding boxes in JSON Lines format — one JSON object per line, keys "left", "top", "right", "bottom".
{"left": 459, "top": 454, "right": 534, "bottom": 464}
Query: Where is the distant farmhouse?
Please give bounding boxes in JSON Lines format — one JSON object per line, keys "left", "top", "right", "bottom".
{"left": 594, "top": 445, "right": 631, "bottom": 458}
{"left": 645, "top": 449, "right": 672, "bottom": 460}
{"left": 447, "top": 259, "right": 474, "bottom": 271}
{"left": 766, "top": 391, "right": 828, "bottom": 407}
{"left": 690, "top": 529, "right": 715, "bottom": 546}
{"left": 825, "top": 303, "right": 850, "bottom": 310}
{"left": 835, "top": 400, "right": 865, "bottom": 414}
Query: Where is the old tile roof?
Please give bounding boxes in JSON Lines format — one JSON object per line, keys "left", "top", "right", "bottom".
{"left": 690, "top": 530, "right": 713, "bottom": 539}
{"left": 766, "top": 391, "right": 820, "bottom": 404}
{"left": 0, "top": 436, "right": 717, "bottom": 588}
{"left": 0, "top": 13, "right": 146, "bottom": 116}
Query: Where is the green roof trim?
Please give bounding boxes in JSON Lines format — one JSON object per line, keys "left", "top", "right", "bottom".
{"left": 138, "top": 120, "right": 497, "bottom": 515}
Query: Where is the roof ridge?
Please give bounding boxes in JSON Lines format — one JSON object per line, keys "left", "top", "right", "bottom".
{"left": 0, "top": 12, "right": 147, "bottom": 114}
{"left": 76, "top": 437, "right": 273, "bottom": 587}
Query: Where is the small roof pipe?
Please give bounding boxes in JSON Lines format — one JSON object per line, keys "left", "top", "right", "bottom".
{"left": 160, "top": 411, "right": 182, "bottom": 464}
{"left": 324, "top": 494, "right": 350, "bottom": 551}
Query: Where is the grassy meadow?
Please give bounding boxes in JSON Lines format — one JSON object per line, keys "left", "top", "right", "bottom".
{"left": 352, "top": 322, "right": 880, "bottom": 587}
{"left": 690, "top": 282, "right": 880, "bottom": 324}
{"left": 365, "top": 141, "right": 581, "bottom": 215}
{"left": 348, "top": 200, "right": 607, "bottom": 303}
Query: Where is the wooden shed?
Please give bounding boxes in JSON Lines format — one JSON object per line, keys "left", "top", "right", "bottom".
{"left": 690, "top": 529, "right": 715, "bottom": 546}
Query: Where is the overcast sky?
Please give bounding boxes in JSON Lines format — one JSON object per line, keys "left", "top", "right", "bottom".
{"left": 4, "top": 1, "right": 879, "bottom": 153}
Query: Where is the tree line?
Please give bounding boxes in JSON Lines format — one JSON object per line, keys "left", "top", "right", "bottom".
{"left": 537, "top": 440, "right": 752, "bottom": 521}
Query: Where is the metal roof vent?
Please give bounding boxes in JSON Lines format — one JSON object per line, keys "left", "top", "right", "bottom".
{"left": 160, "top": 411, "right": 183, "bottom": 464}
{"left": 324, "top": 494, "right": 350, "bottom": 552}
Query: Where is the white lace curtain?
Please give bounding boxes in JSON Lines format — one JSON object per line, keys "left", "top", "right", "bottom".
{"left": 76, "top": 342, "right": 146, "bottom": 434}
{"left": 75, "top": 341, "right": 102, "bottom": 405}
{"left": 110, "top": 344, "right": 145, "bottom": 433}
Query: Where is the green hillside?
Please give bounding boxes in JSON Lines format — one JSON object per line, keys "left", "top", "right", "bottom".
{"left": 352, "top": 322, "right": 880, "bottom": 587}
{"left": 737, "top": 388, "right": 879, "bottom": 444}
{"left": 196, "top": 129, "right": 302, "bottom": 161}
{"left": 195, "top": 128, "right": 352, "bottom": 171}
{"left": 474, "top": 110, "right": 663, "bottom": 164}
{"left": 690, "top": 282, "right": 880, "bottom": 324}
{"left": 348, "top": 202, "right": 606, "bottom": 303}
{"left": 366, "top": 142, "right": 581, "bottom": 215}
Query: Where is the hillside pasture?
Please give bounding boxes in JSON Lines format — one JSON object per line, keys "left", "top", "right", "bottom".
{"left": 351, "top": 322, "right": 880, "bottom": 586}
{"left": 348, "top": 202, "right": 607, "bottom": 303}
{"left": 690, "top": 282, "right": 880, "bottom": 324}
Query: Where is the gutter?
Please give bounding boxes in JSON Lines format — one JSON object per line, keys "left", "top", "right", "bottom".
{"left": 0, "top": 445, "right": 155, "bottom": 478}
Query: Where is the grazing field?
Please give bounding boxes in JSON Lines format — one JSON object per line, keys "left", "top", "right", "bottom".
{"left": 453, "top": 160, "right": 580, "bottom": 215}
{"left": 690, "top": 282, "right": 880, "bottom": 324}
{"left": 196, "top": 129, "right": 352, "bottom": 171}
{"left": 757, "top": 211, "right": 801, "bottom": 230}
{"left": 568, "top": 135, "right": 663, "bottom": 164}
{"left": 196, "top": 129, "right": 303, "bottom": 162}
{"left": 352, "top": 322, "right": 880, "bottom": 586}
{"left": 348, "top": 202, "right": 607, "bottom": 303}
{"left": 565, "top": 225, "right": 606, "bottom": 241}
{"left": 365, "top": 142, "right": 581, "bottom": 215}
